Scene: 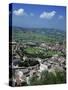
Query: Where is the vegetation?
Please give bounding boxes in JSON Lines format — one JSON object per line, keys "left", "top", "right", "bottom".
{"left": 18, "top": 59, "right": 40, "bottom": 67}
{"left": 12, "top": 27, "right": 65, "bottom": 43}
{"left": 29, "top": 70, "right": 66, "bottom": 85}
{"left": 24, "top": 47, "right": 64, "bottom": 58}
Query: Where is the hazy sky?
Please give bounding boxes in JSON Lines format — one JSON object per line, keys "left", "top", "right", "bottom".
{"left": 10, "top": 3, "right": 66, "bottom": 30}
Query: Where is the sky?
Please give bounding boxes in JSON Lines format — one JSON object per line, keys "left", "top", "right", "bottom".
{"left": 10, "top": 3, "right": 66, "bottom": 30}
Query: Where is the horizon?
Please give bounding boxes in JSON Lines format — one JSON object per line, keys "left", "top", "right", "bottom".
{"left": 11, "top": 26, "right": 65, "bottom": 31}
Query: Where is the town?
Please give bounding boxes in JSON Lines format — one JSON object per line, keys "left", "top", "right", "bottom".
{"left": 9, "top": 40, "right": 66, "bottom": 86}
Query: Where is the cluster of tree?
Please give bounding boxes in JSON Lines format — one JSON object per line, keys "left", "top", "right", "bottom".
{"left": 29, "top": 70, "right": 66, "bottom": 85}
{"left": 18, "top": 59, "right": 40, "bottom": 67}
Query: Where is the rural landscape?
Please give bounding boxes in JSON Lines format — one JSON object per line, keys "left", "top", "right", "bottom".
{"left": 9, "top": 4, "right": 66, "bottom": 86}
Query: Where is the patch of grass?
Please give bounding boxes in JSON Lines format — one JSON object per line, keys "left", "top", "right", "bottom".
{"left": 24, "top": 47, "right": 64, "bottom": 58}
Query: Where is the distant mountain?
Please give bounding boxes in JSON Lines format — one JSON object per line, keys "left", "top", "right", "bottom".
{"left": 12, "top": 26, "right": 65, "bottom": 34}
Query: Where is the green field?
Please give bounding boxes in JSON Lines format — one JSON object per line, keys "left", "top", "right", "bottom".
{"left": 12, "top": 27, "right": 66, "bottom": 43}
